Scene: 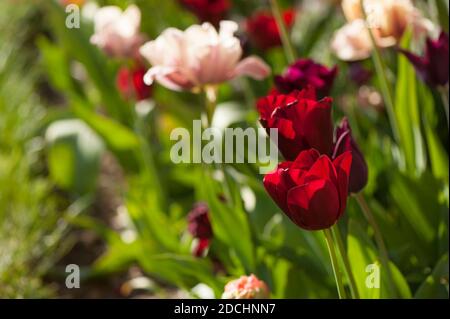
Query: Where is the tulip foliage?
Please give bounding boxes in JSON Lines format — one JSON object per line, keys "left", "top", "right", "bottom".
{"left": 34, "top": 0, "right": 449, "bottom": 299}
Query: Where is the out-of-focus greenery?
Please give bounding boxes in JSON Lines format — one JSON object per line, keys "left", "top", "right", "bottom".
{"left": 0, "top": 2, "right": 72, "bottom": 298}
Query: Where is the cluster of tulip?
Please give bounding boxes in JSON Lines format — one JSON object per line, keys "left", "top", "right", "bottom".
{"left": 61, "top": 0, "right": 448, "bottom": 299}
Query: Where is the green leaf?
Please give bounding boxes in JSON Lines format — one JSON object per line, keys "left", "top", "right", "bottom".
{"left": 418, "top": 82, "right": 449, "bottom": 182}
{"left": 197, "top": 167, "right": 255, "bottom": 273}
{"left": 415, "top": 254, "right": 449, "bottom": 299}
{"left": 395, "top": 30, "right": 426, "bottom": 175}
{"left": 45, "top": 119, "right": 104, "bottom": 194}
{"left": 72, "top": 102, "right": 139, "bottom": 152}
{"left": 348, "top": 220, "right": 412, "bottom": 298}
{"left": 138, "top": 253, "right": 224, "bottom": 297}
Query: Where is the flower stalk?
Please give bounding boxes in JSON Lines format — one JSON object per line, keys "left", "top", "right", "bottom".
{"left": 359, "top": 0, "right": 401, "bottom": 145}
{"left": 354, "top": 192, "right": 397, "bottom": 297}
{"left": 439, "top": 86, "right": 449, "bottom": 130}
{"left": 323, "top": 228, "right": 348, "bottom": 299}
{"left": 331, "top": 225, "right": 360, "bottom": 299}
{"left": 269, "top": 0, "right": 296, "bottom": 63}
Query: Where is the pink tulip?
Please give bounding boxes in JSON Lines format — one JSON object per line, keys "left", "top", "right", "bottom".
{"left": 90, "top": 5, "right": 145, "bottom": 59}
{"left": 139, "top": 21, "right": 271, "bottom": 91}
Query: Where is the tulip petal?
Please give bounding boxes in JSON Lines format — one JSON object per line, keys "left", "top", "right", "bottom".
{"left": 292, "top": 149, "right": 321, "bottom": 170}
{"left": 233, "top": 56, "right": 271, "bottom": 80}
{"left": 263, "top": 166, "right": 291, "bottom": 214}
{"left": 286, "top": 179, "right": 340, "bottom": 230}
{"left": 301, "top": 97, "right": 334, "bottom": 155}
{"left": 333, "top": 151, "right": 352, "bottom": 217}
{"left": 143, "top": 66, "right": 193, "bottom": 91}
{"left": 304, "top": 154, "right": 338, "bottom": 186}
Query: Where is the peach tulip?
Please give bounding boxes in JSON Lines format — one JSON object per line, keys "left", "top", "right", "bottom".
{"left": 341, "top": 0, "right": 434, "bottom": 43}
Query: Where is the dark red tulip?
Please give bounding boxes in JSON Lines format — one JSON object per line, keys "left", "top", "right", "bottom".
{"left": 348, "top": 62, "right": 372, "bottom": 86}
{"left": 179, "top": 0, "right": 230, "bottom": 26}
{"left": 116, "top": 66, "right": 152, "bottom": 101}
{"left": 263, "top": 149, "right": 352, "bottom": 231}
{"left": 333, "top": 118, "right": 368, "bottom": 193}
{"left": 246, "top": 9, "right": 295, "bottom": 51}
{"left": 256, "top": 86, "right": 334, "bottom": 160}
{"left": 187, "top": 202, "right": 213, "bottom": 240}
{"left": 399, "top": 31, "right": 449, "bottom": 87}
{"left": 187, "top": 202, "right": 213, "bottom": 257}
{"left": 275, "top": 59, "right": 338, "bottom": 98}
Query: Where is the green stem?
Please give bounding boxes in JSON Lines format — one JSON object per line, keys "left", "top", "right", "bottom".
{"left": 332, "top": 225, "right": 360, "bottom": 299}
{"left": 323, "top": 229, "right": 348, "bottom": 299}
{"left": 360, "top": 0, "right": 400, "bottom": 144}
{"left": 269, "top": 0, "right": 296, "bottom": 63}
{"left": 133, "top": 107, "right": 166, "bottom": 209}
{"left": 203, "top": 86, "right": 217, "bottom": 128}
{"left": 354, "top": 193, "right": 397, "bottom": 297}
{"left": 439, "top": 86, "right": 449, "bottom": 130}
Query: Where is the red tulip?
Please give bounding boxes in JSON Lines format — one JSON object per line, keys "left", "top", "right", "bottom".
{"left": 263, "top": 149, "right": 352, "bottom": 231}
{"left": 116, "top": 66, "right": 152, "bottom": 101}
{"left": 187, "top": 202, "right": 213, "bottom": 257}
{"left": 179, "top": 0, "right": 230, "bottom": 26}
{"left": 399, "top": 31, "right": 449, "bottom": 87}
{"left": 187, "top": 202, "right": 213, "bottom": 239}
{"left": 257, "top": 86, "right": 334, "bottom": 160}
{"left": 275, "top": 59, "right": 338, "bottom": 98}
{"left": 246, "top": 9, "right": 296, "bottom": 51}
{"left": 333, "top": 117, "right": 368, "bottom": 193}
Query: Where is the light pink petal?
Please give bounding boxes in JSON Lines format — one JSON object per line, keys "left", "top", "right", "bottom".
{"left": 233, "top": 56, "right": 271, "bottom": 80}
{"left": 143, "top": 66, "right": 190, "bottom": 91}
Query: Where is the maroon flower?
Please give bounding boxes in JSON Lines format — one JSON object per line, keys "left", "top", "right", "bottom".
{"left": 179, "top": 0, "right": 230, "bottom": 26}
{"left": 275, "top": 59, "right": 338, "bottom": 98}
{"left": 257, "top": 86, "right": 334, "bottom": 160}
{"left": 348, "top": 62, "right": 372, "bottom": 86}
{"left": 116, "top": 66, "right": 152, "bottom": 101}
{"left": 246, "top": 9, "right": 296, "bottom": 51}
{"left": 187, "top": 202, "right": 213, "bottom": 239}
{"left": 399, "top": 31, "right": 449, "bottom": 87}
{"left": 187, "top": 202, "right": 213, "bottom": 257}
{"left": 333, "top": 118, "right": 368, "bottom": 193}
{"left": 263, "top": 149, "right": 352, "bottom": 230}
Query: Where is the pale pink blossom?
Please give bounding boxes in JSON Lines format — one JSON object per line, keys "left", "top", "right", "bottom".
{"left": 90, "top": 5, "right": 144, "bottom": 58}
{"left": 139, "top": 21, "right": 271, "bottom": 91}
{"left": 222, "top": 274, "right": 270, "bottom": 299}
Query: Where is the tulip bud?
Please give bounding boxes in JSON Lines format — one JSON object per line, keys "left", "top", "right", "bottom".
{"left": 246, "top": 10, "right": 296, "bottom": 51}
{"left": 187, "top": 202, "right": 213, "bottom": 239}
{"left": 222, "top": 274, "right": 270, "bottom": 299}
{"left": 399, "top": 31, "right": 449, "bottom": 88}
{"left": 116, "top": 66, "right": 152, "bottom": 101}
{"left": 187, "top": 202, "right": 213, "bottom": 257}
{"left": 333, "top": 118, "right": 368, "bottom": 193}
{"left": 179, "top": 0, "right": 230, "bottom": 26}
{"left": 348, "top": 62, "right": 372, "bottom": 86}
{"left": 275, "top": 59, "right": 338, "bottom": 98}
{"left": 257, "top": 86, "right": 334, "bottom": 160}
